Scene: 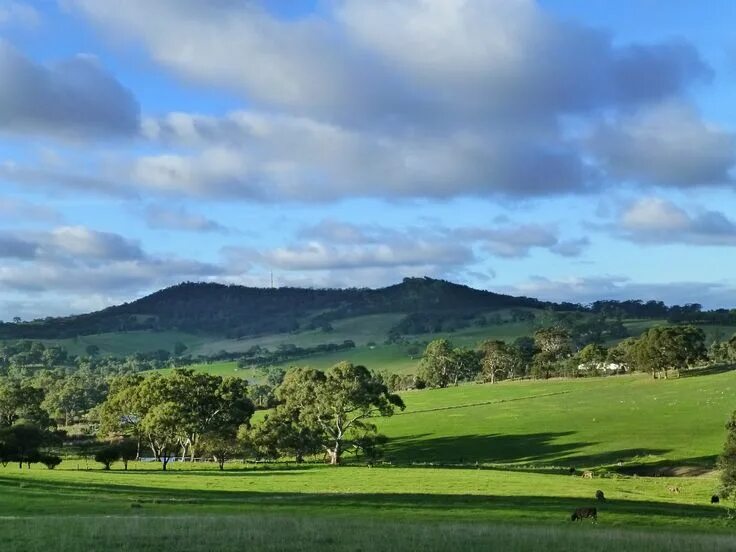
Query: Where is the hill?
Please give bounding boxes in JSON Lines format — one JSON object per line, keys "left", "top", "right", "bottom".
{"left": 0, "top": 277, "right": 556, "bottom": 340}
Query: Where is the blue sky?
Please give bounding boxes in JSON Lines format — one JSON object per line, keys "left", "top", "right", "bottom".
{"left": 1, "top": 0, "right": 735, "bottom": 320}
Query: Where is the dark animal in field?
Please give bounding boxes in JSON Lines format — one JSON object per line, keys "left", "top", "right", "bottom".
{"left": 570, "top": 507, "right": 597, "bottom": 522}
{"left": 595, "top": 490, "right": 605, "bottom": 502}
{"left": 711, "top": 495, "right": 720, "bottom": 504}
{"left": 568, "top": 467, "right": 576, "bottom": 475}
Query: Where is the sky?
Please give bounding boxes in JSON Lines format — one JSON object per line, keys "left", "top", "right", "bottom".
{"left": 1, "top": 0, "right": 736, "bottom": 320}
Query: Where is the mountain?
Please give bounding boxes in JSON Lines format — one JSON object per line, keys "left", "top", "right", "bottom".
{"left": 0, "top": 277, "right": 561, "bottom": 340}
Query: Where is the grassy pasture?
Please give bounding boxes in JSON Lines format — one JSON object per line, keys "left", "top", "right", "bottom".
{"left": 379, "top": 370, "right": 736, "bottom": 469}
{"left": 3, "top": 369, "right": 736, "bottom": 549}
{"left": 43, "top": 331, "right": 210, "bottom": 357}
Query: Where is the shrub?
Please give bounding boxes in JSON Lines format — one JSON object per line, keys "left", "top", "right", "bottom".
{"left": 40, "top": 454, "right": 62, "bottom": 470}
{"left": 94, "top": 445, "right": 120, "bottom": 470}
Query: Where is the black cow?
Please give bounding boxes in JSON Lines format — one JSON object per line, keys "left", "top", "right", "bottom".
{"left": 571, "top": 507, "right": 597, "bottom": 522}
{"left": 711, "top": 495, "right": 720, "bottom": 504}
{"left": 595, "top": 490, "right": 605, "bottom": 502}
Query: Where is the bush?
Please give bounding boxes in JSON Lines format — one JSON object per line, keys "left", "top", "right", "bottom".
{"left": 94, "top": 445, "right": 120, "bottom": 470}
{"left": 40, "top": 454, "right": 62, "bottom": 470}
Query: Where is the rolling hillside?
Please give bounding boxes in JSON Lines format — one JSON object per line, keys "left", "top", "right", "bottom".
{"left": 0, "top": 277, "right": 554, "bottom": 341}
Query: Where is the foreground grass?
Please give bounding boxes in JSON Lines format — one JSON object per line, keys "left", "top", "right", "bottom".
{"left": 0, "top": 462, "right": 728, "bottom": 531}
{"left": 4, "top": 515, "right": 736, "bottom": 552}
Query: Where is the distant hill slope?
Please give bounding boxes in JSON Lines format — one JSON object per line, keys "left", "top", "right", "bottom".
{"left": 0, "top": 277, "right": 558, "bottom": 340}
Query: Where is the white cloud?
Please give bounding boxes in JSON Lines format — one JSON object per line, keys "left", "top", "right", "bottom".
{"left": 143, "top": 204, "right": 229, "bottom": 233}
{"left": 0, "top": 40, "right": 139, "bottom": 138}
{"left": 589, "top": 101, "right": 735, "bottom": 188}
{"left": 67, "top": 0, "right": 711, "bottom": 201}
{"left": 618, "top": 197, "right": 736, "bottom": 246}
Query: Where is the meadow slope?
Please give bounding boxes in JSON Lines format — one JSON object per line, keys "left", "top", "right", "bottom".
{"left": 3, "top": 370, "right": 736, "bottom": 550}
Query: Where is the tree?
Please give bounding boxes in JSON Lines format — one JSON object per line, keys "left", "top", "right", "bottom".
{"left": 0, "top": 423, "right": 48, "bottom": 469}
{"left": 95, "top": 444, "right": 120, "bottom": 470}
{"left": 40, "top": 454, "right": 62, "bottom": 470}
{"left": 118, "top": 438, "right": 138, "bottom": 470}
{"left": 418, "top": 339, "right": 459, "bottom": 388}
{"left": 277, "top": 363, "right": 404, "bottom": 465}
{"left": 0, "top": 380, "right": 50, "bottom": 428}
{"left": 577, "top": 343, "right": 607, "bottom": 366}
{"left": 532, "top": 327, "right": 571, "bottom": 379}
{"left": 98, "top": 370, "right": 254, "bottom": 469}
{"left": 631, "top": 326, "right": 706, "bottom": 379}
{"left": 249, "top": 408, "right": 322, "bottom": 463}
{"left": 606, "top": 337, "right": 637, "bottom": 370}
{"left": 719, "top": 411, "right": 736, "bottom": 502}
{"left": 453, "top": 347, "right": 481, "bottom": 383}
{"left": 512, "top": 336, "right": 536, "bottom": 377}
{"left": 43, "top": 371, "right": 108, "bottom": 426}
{"left": 480, "top": 340, "right": 520, "bottom": 384}
{"left": 140, "top": 402, "right": 182, "bottom": 471}
{"left": 199, "top": 432, "right": 240, "bottom": 470}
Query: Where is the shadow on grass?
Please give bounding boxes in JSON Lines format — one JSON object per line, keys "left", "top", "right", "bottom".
{"left": 680, "top": 364, "right": 736, "bottom": 378}
{"left": 613, "top": 455, "right": 718, "bottom": 477}
{"left": 0, "top": 474, "right": 724, "bottom": 524}
{"left": 384, "top": 432, "right": 670, "bottom": 468}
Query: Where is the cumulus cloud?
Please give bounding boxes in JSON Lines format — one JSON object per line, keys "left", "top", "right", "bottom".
{"left": 139, "top": 111, "right": 591, "bottom": 201}
{"left": 228, "top": 218, "right": 587, "bottom": 277}
{"left": 0, "top": 40, "right": 139, "bottom": 138}
{"left": 144, "top": 205, "right": 229, "bottom": 233}
{"left": 0, "top": 226, "right": 143, "bottom": 261}
{"left": 72, "top": 0, "right": 708, "bottom": 121}
{"left": 0, "top": 161, "right": 136, "bottom": 197}
{"left": 69, "top": 0, "right": 712, "bottom": 201}
{"left": 0, "top": 225, "right": 223, "bottom": 312}
{"left": 0, "top": 234, "right": 37, "bottom": 259}
{"left": 618, "top": 197, "right": 736, "bottom": 246}
{"left": 589, "top": 102, "right": 736, "bottom": 187}
{"left": 256, "top": 241, "right": 473, "bottom": 271}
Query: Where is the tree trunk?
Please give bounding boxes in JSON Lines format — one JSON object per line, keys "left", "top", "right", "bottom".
{"left": 327, "top": 444, "right": 341, "bottom": 465}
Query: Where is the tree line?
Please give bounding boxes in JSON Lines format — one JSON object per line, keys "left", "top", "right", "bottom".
{"left": 0, "top": 363, "right": 403, "bottom": 471}
{"left": 388, "top": 324, "right": 714, "bottom": 391}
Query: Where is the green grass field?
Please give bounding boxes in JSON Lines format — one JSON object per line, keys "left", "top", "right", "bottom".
{"left": 4, "top": 369, "right": 736, "bottom": 550}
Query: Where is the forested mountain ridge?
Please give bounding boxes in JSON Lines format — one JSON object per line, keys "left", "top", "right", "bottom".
{"left": 0, "top": 277, "right": 556, "bottom": 340}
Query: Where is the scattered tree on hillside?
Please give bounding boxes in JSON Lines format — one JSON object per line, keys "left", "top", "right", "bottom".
{"left": 418, "top": 339, "right": 460, "bottom": 388}
{"left": 0, "top": 423, "right": 53, "bottom": 469}
{"left": 98, "top": 369, "right": 254, "bottom": 470}
{"left": 276, "top": 363, "right": 404, "bottom": 465}
{"left": 532, "top": 327, "right": 572, "bottom": 379}
{"left": 480, "top": 340, "right": 520, "bottom": 383}
{"left": 631, "top": 326, "right": 706, "bottom": 379}
{"left": 719, "top": 411, "right": 736, "bottom": 502}
{"left": 0, "top": 380, "right": 50, "bottom": 428}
